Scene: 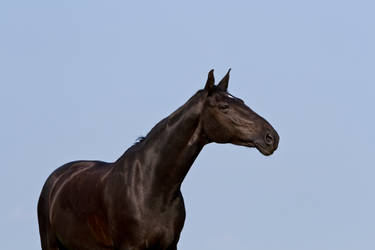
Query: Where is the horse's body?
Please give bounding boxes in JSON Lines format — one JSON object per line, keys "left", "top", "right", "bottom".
{"left": 38, "top": 70, "right": 279, "bottom": 250}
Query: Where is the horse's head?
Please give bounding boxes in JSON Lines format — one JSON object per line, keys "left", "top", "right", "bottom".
{"left": 201, "top": 69, "right": 279, "bottom": 156}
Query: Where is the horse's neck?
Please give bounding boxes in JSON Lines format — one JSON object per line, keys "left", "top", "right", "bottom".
{"left": 118, "top": 91, "right": 207, "bottom": 197}
{"left": 149, "top": 114, "right": 205, "bottom": 194}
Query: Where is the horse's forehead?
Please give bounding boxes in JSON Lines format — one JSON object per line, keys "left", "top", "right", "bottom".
{"left": 220, "top": 92, "right": 240, "bottom": 101}
{"left": 211, "top": 91, "right": 243, "bottom": 103}
{"left": 226, "top": 93, "right": 236, "bottom": 99}
{"left": 214, "top": 91, "right": 233, "bottom": 98}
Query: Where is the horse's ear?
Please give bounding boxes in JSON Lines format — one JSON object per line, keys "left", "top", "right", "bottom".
{"left": 217, "top": 68, "right": 231, "bottom": 91}
{"left": 204, "top": 69, "right": 215, "bottom": 91}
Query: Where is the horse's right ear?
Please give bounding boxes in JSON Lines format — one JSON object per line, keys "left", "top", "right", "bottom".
{"left": 204, "top": 69, "right": 215, "bottom": 91}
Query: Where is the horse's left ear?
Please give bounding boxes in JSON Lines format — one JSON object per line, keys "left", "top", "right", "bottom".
{"left": 204, "top": 69, "right": 215, "bottom": 91}
{"left": 217, "top": 68, "right": 231, "bottom": 91}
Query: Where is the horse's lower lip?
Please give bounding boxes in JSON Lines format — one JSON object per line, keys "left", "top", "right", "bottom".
{"left": 255, "top": 143, "right": 274, "bottom": 156}
{"left": 238, "top": 140, "right": 273, "bottom": 155}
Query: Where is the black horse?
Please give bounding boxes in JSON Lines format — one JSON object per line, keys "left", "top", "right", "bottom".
{"left": 38, "top": 69, "right": 279, "bottom": 250}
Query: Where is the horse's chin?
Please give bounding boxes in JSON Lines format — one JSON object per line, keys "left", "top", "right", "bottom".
{"left": 255, "top": 143, "right": 274, "bottom": 156}
{"left": 235, "top": 139, "right": 274, "bottom": 156}
{"left": 231, "top": 139, "right": 273, "bottom": 156}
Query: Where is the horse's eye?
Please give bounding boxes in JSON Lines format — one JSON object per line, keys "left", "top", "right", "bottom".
{"left": 218, "top": 104, "right": 229, "bottom": 110}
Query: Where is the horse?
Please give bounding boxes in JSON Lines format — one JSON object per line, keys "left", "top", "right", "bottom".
{"left": 37, "top": 69, "right": 279, "bottom": 250}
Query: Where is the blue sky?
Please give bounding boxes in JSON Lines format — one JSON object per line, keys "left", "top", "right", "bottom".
{"left": 1, "top": 1, "right": 374, "bottom": 249}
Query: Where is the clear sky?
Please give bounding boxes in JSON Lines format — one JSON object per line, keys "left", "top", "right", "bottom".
{"left": 1, "top": 1, "right": 374, "bottom": 249}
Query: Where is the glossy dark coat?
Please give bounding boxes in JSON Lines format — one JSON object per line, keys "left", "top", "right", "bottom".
{"left": 38, "top": 70, "right": 279, "bottom": 250}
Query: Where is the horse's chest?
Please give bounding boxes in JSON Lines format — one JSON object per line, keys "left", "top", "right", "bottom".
{"left": 107, "top": 183, "right": 186, "bottom": 248}
{"left": 141, "top": 218, "right": 176, "bottom": 247}
{"left": 139, "top": 206, "right": 185, "bottom": 247}
{"left": 119, "top": 198, "right": 185, "bottom": 249}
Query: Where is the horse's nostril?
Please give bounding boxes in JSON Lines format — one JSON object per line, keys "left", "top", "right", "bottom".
{"left": 265, "top": 133, "right": 274, "bottom": 146}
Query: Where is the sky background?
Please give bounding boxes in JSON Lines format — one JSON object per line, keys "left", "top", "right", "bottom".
{"left": 1, "top": 1, "right": 374, "bottom": 249}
